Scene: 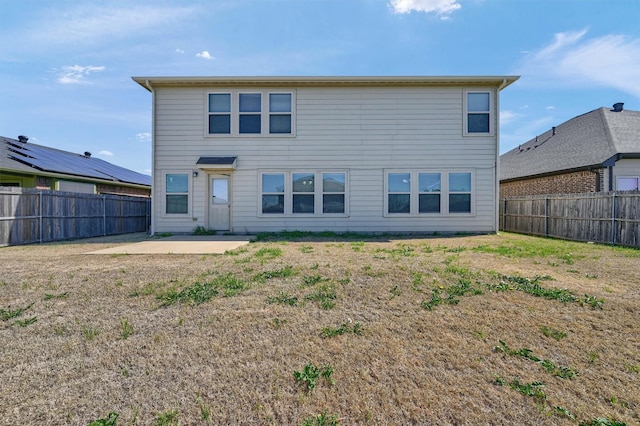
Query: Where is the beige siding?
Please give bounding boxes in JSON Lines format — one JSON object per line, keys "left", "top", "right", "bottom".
{"left": 152, "top": 86, "right": 500, "bottom": 234}
{"left": 613, "top": 159, "right": 640, "bottom": 190}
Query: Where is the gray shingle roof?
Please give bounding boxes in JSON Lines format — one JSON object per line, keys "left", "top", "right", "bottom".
{"left": 500, "top": 107, "right": 640, "bottom": 181}
{"left": 1, "top": 136, "right": 151, "bottom": 186}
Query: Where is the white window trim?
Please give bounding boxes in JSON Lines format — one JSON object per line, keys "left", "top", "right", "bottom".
{"left": 616, "top": 176, "right": 639, "bottom": 191}
{"left": 463, "top": 89, "right": 494, "bottom": 136}
{"left": 162, "top": 171, "right": 191, "bottom": 217}
{"left": 205, "top": 90, "right": 296, "bottom": 137}
{"left": 258, "top": 170, "right": 349, "bottom": 217}
{"left": 384, "top": 170, "right": 475, "bottom": 217}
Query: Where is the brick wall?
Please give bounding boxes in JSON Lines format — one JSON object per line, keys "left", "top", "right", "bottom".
{"left": 500, "top": 169, "right": 604, "bottom": 197}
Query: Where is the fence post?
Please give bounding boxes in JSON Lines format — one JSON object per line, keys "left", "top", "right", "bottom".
{"left": 611, "top": 192, "right": 616, "bottom": 245}
{"left": 39, "top": 191, "right": 43, "bottom": 243}
{"left": 545, "top": 196, "right": 549, "bottom": 237}
{"left": 103, "top": 195, "right": 107, "bottom": 236}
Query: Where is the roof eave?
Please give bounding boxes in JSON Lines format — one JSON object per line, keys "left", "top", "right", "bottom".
{"left": 132, "top": 75, "right": 520, "bottom": 91}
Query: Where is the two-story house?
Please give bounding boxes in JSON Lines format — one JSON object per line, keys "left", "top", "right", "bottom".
{"left": 133, "top": 76, "right": 518, "bottom": 235}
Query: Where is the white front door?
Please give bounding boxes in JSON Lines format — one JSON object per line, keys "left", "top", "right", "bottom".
{"left": 209, "top": 176, "right": 230, "bottom": 231}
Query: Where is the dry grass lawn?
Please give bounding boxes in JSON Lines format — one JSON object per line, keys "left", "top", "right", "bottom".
{"left": 0, "top": 232, "right": 638, "bottom": 425}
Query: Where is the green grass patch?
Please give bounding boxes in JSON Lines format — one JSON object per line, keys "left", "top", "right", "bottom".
{"left": 192, "top": 225, "right": 216, "bottom": 235}
{"left": 301, "top": 411, "right": 340, "bottom": 426}
{"left": 305, "top": 284, "right": 337, "bottom": 309}
{"left": 1, "top": 302, "right": 34, "bottom": 321}
{"left": 321, "top": 321, "right": 362, "bottom": 338}
{"left": 294, "top": 363, "right": 335, "bottom": 391}
{"left": 254, "top": 247, "right": 282, "bottom": 260}
{"left": 158, "top": 273, "right": 248, "bottom": 306}
{"left": 302, "top": 274, "right": 330, "bottom": 287}
{"left": 541, "top": 326, "right": 567, "bottom": 340}
{"left": 421, "top": 279, "right": 482, "bottom": 310}
{"left": 88, "top": 412, "right": 119, "bottom": 426}
{"left": 252, "top": 266, "right": 296, "bottom": 283}
{"left": 496, "top": 275, "right": 604, "bottom": 308}
{"left": 13, "top": 316, "right": 37, "bottom": 327}
{"left": 266, "top": 291, "right": 298, "bottom": 306}
{"left": 494, "top": 340, "right": 579, "bottom": 379}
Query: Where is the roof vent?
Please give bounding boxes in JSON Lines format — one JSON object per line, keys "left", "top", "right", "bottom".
{"left": 552, "top": 126, "right": 556, "bottom": 136}
{"left": 84, "top": 151, "right": 92, "bottom": 158}
{"left": 17, "top": 135, "right": 28, "bottom": 143}
{"left": 611, "top": 102, "right": 624, "bottom": 112}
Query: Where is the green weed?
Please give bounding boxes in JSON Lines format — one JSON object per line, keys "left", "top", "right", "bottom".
{"left": 88, "top": 412, "right": 118, "bottom": 426}
{"left": 302, "top": 275, "right": 329, "bottom": 287}
{"left": 120, "top": 318, "right": 134, "bottom": 339}
{"left": 321, "top": 322, "right": 362, "bottom": 338}
{"left": 253, "top": 266, "right": 296, "bottom": 283}
{"left": 494, "top": 341, "right": 579, "bottom": 379}
{"left": 254, "top": 247, "right": 282, "bottom": 260}
{"left": 421, "top": 280, "right": 482, "bottom": 310}
{"left": 14, "top": 316, "right": 37, "bottom": 327}
{"left": 154, "top": 409, "right": 179, "bottom": 425}
{"left": 301, "top": 411, "right": 340, "bottom": 426}
{"left": 579, "top": 418, "right": 627, "bottom": 426}
{"left": 306, "top": 284, "right": 337, "bottom": 309}
{"left": 193, "top": 225, "right": 216, "bottom": 235}
{"left": 294, "top": 363, "right": 335, "bottom": 391}
{"left": 497, "top": 275, "right": 603, "bottom": 308}
{"left": 376, "top": 243, "right": 415, "bottom": 257}
{"left": 300, "top": 245, "right": 314, "bottom": 253}
{"left": 540, "top": 326, "right": 567, "bottom": 340}
{"left": 553, "top": 406, "right": 576, "bottom": 420}
{"left": 44, "top": 292, "right": 69, "bottom": 300}
{"left": 82, "top": 325, "right": 100, "bottom": 341}
{"left": 1, "top": 302, "right": 34, "bottom": 321}
{"left": 267, "top": 291, "right": 298, "bottom": 306}
{"left": 159, "top": 273, "right": 248, "bottom": 305}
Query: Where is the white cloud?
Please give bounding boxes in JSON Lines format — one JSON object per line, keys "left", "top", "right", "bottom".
{"left": 136, "top": 132, "right": 151, "bottom": 143}
{"left": 517, "top": 29, "right": 640, "bottom": 99}
{"left": 175, "top": 48, "right": 185, "bottom": 54}
{"left": 57, "top": 65, "right": 105, "bottom": 84}
{"left": 499, "top": 110, "right": 520, "bottom": 126}
{"left": 196, "top": 51, "right": 214, "bottom": 60}
{"left": 389, "top": 0, "right": 461, "bottom": 17}
{"left": 98, "top": 150, "right": 114, "bottom": 157}
{"left": 546, "top": 106, "right": 555, "bottom": 110}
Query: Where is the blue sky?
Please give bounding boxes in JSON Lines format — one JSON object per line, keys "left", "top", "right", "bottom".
{"left": 1, "top": 0, "right": 638, "bottom": 175}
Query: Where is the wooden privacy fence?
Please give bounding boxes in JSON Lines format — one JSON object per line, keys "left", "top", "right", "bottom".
{"left": 0, "top": 187, "right": 151, "bottom": 246}
{"left": 500, "top": 191, "right": 640, "bottom": 248}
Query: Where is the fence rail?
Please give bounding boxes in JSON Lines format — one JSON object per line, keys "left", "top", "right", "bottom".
{"left": 0, "top": 187, "right": 151, "bottom": 246}
{"left": 499, "top": 191, "right": 640, "bottom": 248}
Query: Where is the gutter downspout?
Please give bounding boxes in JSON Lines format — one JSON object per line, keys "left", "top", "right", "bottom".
{"left": 495, "top": 79, "right": 508, "bottom": 234}
{"left": 145, "top": 79, "right": 156, "bottom": 236}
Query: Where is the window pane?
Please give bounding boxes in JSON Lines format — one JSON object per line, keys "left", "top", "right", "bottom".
{"left": 419, "top": 173, "right": 441, "bottom": 192}
{"left": 449, "top": 173, "right": 471, "bottom": 192}
{"left": 468, "top": 92, "right": 489, "bottom": 112}
{"left": 388, "top": 194, "right": 410, "bottom": 213}
{"left": 239, "top": 114, "right": 261, "bottom": 133}
{"left": 212, "top": 178, "right": 228, "bottom": 204}
{"left": 269, "top": 115, "right": 291, "bottom": 133}
{"left": 323, "top": 173, "right": 345, "bottom": 192}
{"left": 262, "top": 195, "right": 284, "bottom": 214}
{"left": 618, "top": 177, "right": 639, "bottom": 191}
{"left": 293, "top": 194, "right": 314, "bottom": 213}
{"left": 468, "top": 113, "right": 489, "bottom": 133}
{"left": 166, "top": 174, "right": 188, "bottom": 193}
{"left": 209, "top": 114, "right": 231, "bottom": 134}
{"left": 419, "top": 194, "right": 440, "bottom": 213}
{"left": 166, "top": 194, "right": 188, "bottom": 214}
{"left": 449, "top": 194, "right": 471, "bottom": 213}
{"left": 323, "top": 194, "right": 345, "bottom": 213}
{"left": 293, "top": 173, "right": 314, "bottom": 192}
{"left": 239, "top": 93, "right": 261, "bottom": 112}
{"left": 269, "top": 93, "right": 291, "bottom": 112}
{"left": 209, "top": 94, "right": 230, "bottom": 112}
{"left": 262, "top": 174, "right": 284, "bottom": 193}
{"left": 388, "top": 173, "right": 410, "bottom": 192}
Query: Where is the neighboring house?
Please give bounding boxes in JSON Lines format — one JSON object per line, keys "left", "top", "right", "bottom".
{"left": 500, "top": 105, "right": 640, "bottom": 197}
{"left": 0, "top": 136, "right": 151, "bottom": 197}
{"left": 133, "top": 75, "right": 518, "bottom": 235}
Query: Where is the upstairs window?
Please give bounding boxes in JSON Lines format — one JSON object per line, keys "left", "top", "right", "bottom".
{"left": 207, "top": 91, "right": 295, "bottom": 136}
{"left": 465, "top": 91, "right": 491, "bottom": 135}
{"left": 239, "top": 93, "right": 261, "bottom": 134}
{"left": 208, "top": 93, "right": 231, "bottom": 134}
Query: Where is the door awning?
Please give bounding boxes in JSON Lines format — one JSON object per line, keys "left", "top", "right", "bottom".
{"left": 196, "top": 156, "right": 237, "bottom": 170}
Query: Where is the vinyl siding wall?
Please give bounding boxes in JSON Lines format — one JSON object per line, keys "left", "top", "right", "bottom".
{"left": 152, "top": 85, "right": 499, "bottom": 234}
